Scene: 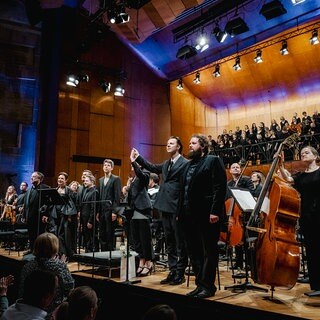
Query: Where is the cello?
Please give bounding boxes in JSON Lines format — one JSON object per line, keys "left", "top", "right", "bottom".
{"left": 247, "top": 133, "right": 300, "bottom": 289}
{"left": 220, "top": 161, "right": 249, "bottom": 247}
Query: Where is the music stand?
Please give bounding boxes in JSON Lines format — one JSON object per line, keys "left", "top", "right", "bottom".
{"left": 224, "top": 187, "right": 268, "bottom": 293}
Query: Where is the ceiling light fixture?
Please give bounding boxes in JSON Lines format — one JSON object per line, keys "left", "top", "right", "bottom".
{"left": 195, "top": 31, "right": 209, "bottom": 52}
{"left": 291, "top": 0, "right": 305, "bottom": 5}
{"left": 225, "top": 17, "right": 249, "bottom": 37}
{"left": 233, "top": 56, "right": 241, "bottom": 71}
{"left": 310, "top": 29, "right": 319, "bottom": 45}
{"left": 66, "top": 74, "right": 89, "bottom": 87}
{"left": 260, "top": 0, "right": 287, "bottom": 20}
{"left": 280, "top": 40, "right": 289, "bottom": 55}
{"left": 176, "top": 78, "right": 183, "bottom": 90}
{"left": 114, "top": 83, "right": 125, "bottom": 96}
{"left": 99, "top": 80, "right": 111, "bottom": 93}
{"left": 193, "top": 72, "right": 201, "bottom": 84}
{"left": 213, "top": 64, "right": 221, "bottom": 78}
{"left": 107, "top": 5, "right": 130, "bottom": 24}
{"left": 176, "top": 44, "right": 197, "bottom": 60}
{"left": 253, "top": 49, "right": 263, "bottom": 63}
{"left": 213, "top": 26, "right": 228, "bottom": 43}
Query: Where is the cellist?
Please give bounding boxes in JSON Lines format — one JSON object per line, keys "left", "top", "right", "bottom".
{"left": 278, "top": 146, "right": 320, "bottom": 297}
{"left": 226, "top": 162, "right": 254, "bottom": 270}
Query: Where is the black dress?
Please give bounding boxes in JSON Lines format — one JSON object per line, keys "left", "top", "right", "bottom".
{"left": 293, "top": 168, "right": 320, "bottom": 291}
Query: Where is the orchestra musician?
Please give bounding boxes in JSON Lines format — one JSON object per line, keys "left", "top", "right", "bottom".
{"left": 23, "top": 171, "right": 50, "bottom": 252}
{"left": 278, "top": 146, "right": 320, "bottom": 297}
{"left": 226, "top": 163, "right": 254, "bottom": 270}
{"left": 0, "top": 185, "right": 18, "bottom": 222}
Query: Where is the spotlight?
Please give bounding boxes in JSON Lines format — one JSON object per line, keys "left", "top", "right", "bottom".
{"left": 66, "top": 74, "right": 89, "bottom": 87}
{"left": 119, "top": 7, "right": 130, "bottom": 23}
{"left": 213, "top": 64, "right": 221, "bottom": 78}
{"left": 107, "top": 5, "right": 130, "bottom": 24}
{"left": 195, "top": 32, "right": 209, "bottom": 52}
{"left": 114, "top": 83, "right": 125, "bottom": 96}
{"left": 225, "top": 18, "right": 249, "bottom": 37}
{"left": 233, "top": 56, "right": 241, "bottom": 71}
{"left": 213, "top": 26, "right": 227, "bottom": 43}
{"left": 176, "top": 45, "right": 197, "bottom": 60}
{"left": 310, "top": 29, "right": 319, "bottom": 45}
{"left": 260, "top": 0, "right": 287, "bottom": 20}
{"left": 176, "top": 78, "right": 183, "bottom": 90}
{"left": 99, "top": 80, "right": 111, "bottom": 93}
{"left": 291, "top": 0, "right": 305, "bottom": 4}
{"left": 193, "top": 72, "right": 200, "bottom": 84}
{"left": 66, "top": 74, "right": 79, "bottom": 87}
{"left": 253, "top": 49, "right": 263, "bottom": 63}
{"left": 280, "top": 40, "right": 289, "bottom": 55}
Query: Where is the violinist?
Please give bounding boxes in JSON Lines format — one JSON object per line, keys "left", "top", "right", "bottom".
{"left": 0, "top": 185, "right": 18, "bottom": 222}
{"left": 278, "top": 146, "right": 320, "bottom": 297}
{"left": 226, "top": 163, "right": 254, "bottom": 270}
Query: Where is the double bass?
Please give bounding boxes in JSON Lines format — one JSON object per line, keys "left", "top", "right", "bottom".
{"left": 247, "top": 134, "right": 300, "bottom": 289}
{"left": 220, "top": 161, "right": 249, "bottom": 247}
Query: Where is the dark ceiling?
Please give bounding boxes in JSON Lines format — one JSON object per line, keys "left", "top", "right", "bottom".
{"left": 81, "top": 0, "right": 320, "bottom": 80}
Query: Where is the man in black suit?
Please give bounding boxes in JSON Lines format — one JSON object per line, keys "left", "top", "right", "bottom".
{"left": 23, "top": 171, "right": 50, "bottom": 251}
{"left": 97, "top": 159, "right": 121, "bottom": 251}
{"left": 179, "top": 134, "right": 227, "bottom": 298}
{"left": 132, "top": 136, "right": 189, "bottom": 285}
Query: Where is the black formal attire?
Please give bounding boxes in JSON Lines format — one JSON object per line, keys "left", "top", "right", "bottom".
{"left": 136, "top": 154, "right": 189, "bottom": 280}
{"left": 293, "top": 168, "right": 320, "bottom": 291}
{"left": 98, "top": 174, "right": 121, "bottom": 251}
{"left": 252, "top": 183, "right": 262, "bottom": 198}
{"left": 56, "top": 187, "right": 78, "bottom": 258}
{"left": 127, "top": 162, "right": 154, "bottom": 262}
{"left": 23, "top": 183, "right": 50, "bottom": 250}
{"left": 226, "top": 176, "right": 254, "bottom": 269}
{"left": 179, "top": 154, "right": 227, "bottom": 295}
{"left": 80, "top": 186, "right": 99, "bottom": 252}
{"left": 148, "top": 184, "right": 163, "bottom": 254}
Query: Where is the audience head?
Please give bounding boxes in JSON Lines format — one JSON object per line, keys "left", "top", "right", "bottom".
{"left": 55, "top": 286, "right": 98, "bottom": 320}
{"left": 142, "top": 304, "right": 177, "bottom": 320}
{"left": 23, "top": 270, "right": 57, "bottom": 309}
{"left": 33, "top": 232, "right": 59, "bottom": 258}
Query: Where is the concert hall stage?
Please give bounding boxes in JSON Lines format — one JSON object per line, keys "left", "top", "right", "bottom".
{"left": 0, "top": 249, "right": 318, "bottom": 320}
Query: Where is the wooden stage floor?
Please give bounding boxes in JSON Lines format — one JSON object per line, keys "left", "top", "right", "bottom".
{"left": 1, "top": 248, "right": 319, "bottom": 320}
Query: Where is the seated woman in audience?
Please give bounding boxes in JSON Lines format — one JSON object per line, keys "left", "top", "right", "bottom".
{"left": 53, "top": 286, "right": 99, "bottom": 320}
{"left": 19, "top": 232, "right": 75, "bottom": 318}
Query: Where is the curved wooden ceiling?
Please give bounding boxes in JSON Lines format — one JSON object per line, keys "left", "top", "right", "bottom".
{"left": 181, "top": 21, "right": 320, "bottom": 109}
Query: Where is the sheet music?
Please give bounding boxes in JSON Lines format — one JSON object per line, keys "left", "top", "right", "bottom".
{"left": 229, "top": 188, "right": 256, "bottom": 212}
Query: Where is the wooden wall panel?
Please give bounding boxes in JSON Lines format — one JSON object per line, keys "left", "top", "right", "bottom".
{"left": 55, "top": 33, "right": 171, "bottom": 186}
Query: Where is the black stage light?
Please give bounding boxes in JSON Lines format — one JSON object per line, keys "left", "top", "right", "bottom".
{"left": 176, "top": 45, "right": 197, "bottom": 60}
{"left": 225, "top": 17, "right": 249, "bottom": 37}
{"left": 260, "top": 0, "right": 287, "bottom": 20}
